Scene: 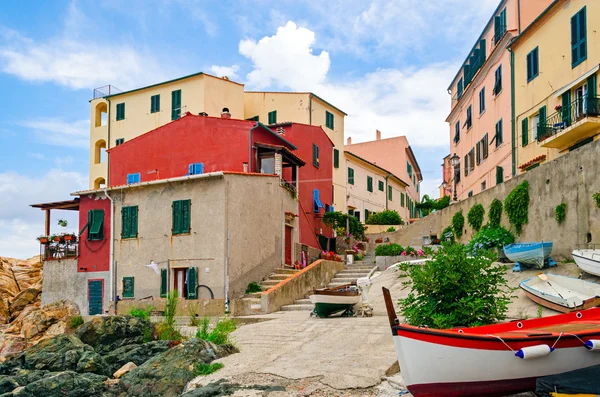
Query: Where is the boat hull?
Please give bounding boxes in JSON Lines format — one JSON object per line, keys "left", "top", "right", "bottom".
{"left": 309, "top": 294, "right": 360, "bottom": 317}
{"left": 519, "top": 274, "right": 600, "bottom": 313}
{"left": 521, "top": 287, "right": 600, "bottom": 313}
{"left": 504, "top": 242, "right": 553, "bottom": 268}
{"left": 573, "top": 250, "right": 600, "bottom": 277}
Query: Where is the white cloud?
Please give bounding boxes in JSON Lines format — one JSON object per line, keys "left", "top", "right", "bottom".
{"left": 0, "top": 169, "right": 87, "bottom": 259}
{"left": 239, "top": 21, "right": 330, "bottom": 90}
{"left": 19, "top": 119, "right": 89, "bottom": 149}
{"left": 210, "top": 65, "right": 240, "bottom": 79}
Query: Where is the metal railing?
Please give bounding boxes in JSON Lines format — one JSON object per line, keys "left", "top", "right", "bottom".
{"left": 538, "top": 95, "right": 600, "bottom": 141}
{"left": 42, "top": 239, "right": 79, "bottom": 261}
{"left": 93, "top": 85, "right": 123, "bottom": 99}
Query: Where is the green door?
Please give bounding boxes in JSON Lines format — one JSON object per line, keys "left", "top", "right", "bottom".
{"left": 88, "top": 280, "right": 103, "bottom": 315}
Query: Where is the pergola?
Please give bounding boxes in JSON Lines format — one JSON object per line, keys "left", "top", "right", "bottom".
{"left": 30, "top": 198, "right": 80, "bottom": 235}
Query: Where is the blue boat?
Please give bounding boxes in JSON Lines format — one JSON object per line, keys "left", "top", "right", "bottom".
{"left": 503, "top": 242, "right": 555, "bottom": 271}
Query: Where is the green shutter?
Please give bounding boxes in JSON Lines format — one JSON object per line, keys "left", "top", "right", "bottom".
{"left": 562, "top": 91, "right": 571, "bottom": 126}
{"left": 388, "top": 186, "right": 392, "bottom": 201}
{"left": 367, "top": 176, "right": 373, "bottom": 192}
{"left": 160, "top": 269, "right": 167, "bottom": 298}
{"left": 325, "top": 111, "right": 334, "bottom": 129}
{"left": 333, "top": 149, "right": 339, "bottom": 168}
{"left": 151, "top": 95, "right": 160, "bottom": 113}
{"left": 116, "top": 103, "right": 125, "bottom": 120}
{"left": 537, "top": 106, "right": 547, "bottom": 140}
{"left": 268, "top": 110, "right": 277, "bottom": 124}
{"left": 131, "top": 206, "right": 138, "bottom": 237}
{"left": 181, "top": 200, "right": 191, "bottom": 234}
{"left": 122, "top": 277, "right": 134, "bottom": 299}
{"left": 89, "top": 209, "right": 104, "bottom": 240}
{"left": 588, "top": 73, "right": 597, "bottom": 98}
{"left": 171, "top": 90, "right": 181, "bottom": 120}
{"left": 172, "top": 200, "right": 182, "bottom": 234}
{"left": 186, "top": 267, "right": 197, "bottom": 299}
{"left": 496, "top": 166, "right": 504, "bottom": 185}
{"left": 378, "top": 180, "right": 384, "bottom": 191}
{"left": 348, "top": 168, "right": 354, "bottom": 185}
{"left": 122, "top": 207, "right": 130, "bottom": 238}
{"left": 571, "top": 7, "right": 587, "bottom": 68}
{"left": 401, "top": 193, "right": 405, "bottom": 207}
{"left": 313, "top": 144, "right": 319, "bottom": 167}
{"left": 521, "top": 118, "right": 528, "bottom": 146}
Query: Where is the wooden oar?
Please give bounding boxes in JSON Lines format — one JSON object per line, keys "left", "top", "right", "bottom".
{"left": 537, "top": 273, "right": 565, "bottom": 299}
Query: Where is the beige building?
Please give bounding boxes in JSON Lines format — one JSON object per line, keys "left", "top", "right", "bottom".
{"left": 244, "top": 92, "right": 347, "bottom": 210}
{"left": 345, "top": 151, "right": 409, "bottom": 223}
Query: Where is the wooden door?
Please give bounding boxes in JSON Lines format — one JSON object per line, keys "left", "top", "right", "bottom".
{"left": 285, "top": 226, "right": 292, "bottom": 265}
{"left": 88, "top": 280, "right": 103, "bottom": 315}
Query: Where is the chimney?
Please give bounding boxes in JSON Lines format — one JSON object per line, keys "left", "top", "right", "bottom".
{"left": 221, "top": 107, "right": 231, "bottom": 119}
{"left": 347, "top": 137, "right": 352, "bottom": 145}
{"left": 376, "top": 130, "right": 381, "bottom": 140}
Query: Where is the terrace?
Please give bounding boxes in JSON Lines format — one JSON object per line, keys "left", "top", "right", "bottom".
{"left": 538, "top": 96, "right": 600, "bottom": 149}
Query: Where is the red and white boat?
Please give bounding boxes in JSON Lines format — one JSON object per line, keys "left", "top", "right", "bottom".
{"left": 382, "top": 287, "right": 600, "bottom": 397}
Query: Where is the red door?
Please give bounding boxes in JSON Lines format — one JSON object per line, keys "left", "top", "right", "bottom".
{"left": 284, "top": 226, "right": 292, "bottom": 265}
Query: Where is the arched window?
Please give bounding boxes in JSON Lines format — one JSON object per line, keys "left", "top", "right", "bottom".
{"left": 94, "top": 140, "right": 106, "bottom": 164}
{"left": 95, "top": 102, "right": 108, "bottom": 127}
{"left": 93, "top": 177, "right": 106, "bottom": 189}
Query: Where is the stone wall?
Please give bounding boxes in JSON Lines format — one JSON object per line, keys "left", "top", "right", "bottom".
{"left": 383, "top": 139, "right": 600, "bottom": 260}
{"left": 365, "top": 225, "right": 404, "bottom": 234}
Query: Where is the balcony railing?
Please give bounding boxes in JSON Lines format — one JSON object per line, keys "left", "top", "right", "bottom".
{"left": 41, "top": 238, "right": 79, "bottom": 261}
{"left": 92, "top": 85, "right": 122, "bottom": 100}
{"left": 537, "top": 95, "right": 600, "bottom": 142}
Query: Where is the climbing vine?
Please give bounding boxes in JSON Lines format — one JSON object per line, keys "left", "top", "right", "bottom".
{"left": 504, "top": 181, "right": 530, "bottom": 235}
{"left": 452, "top": 210, "right": 465, "bottom": 239}
{"left": 467, "top": 204, "right": 485, "bottom": 232}
{"left": 488, "top": 199, "right": 503, "bottom": 227}
{"left": 593, "top": 192, "right": 600, "bottom": 209}
{"left": 555, "top": 203, "right": 566, "bottom": 225}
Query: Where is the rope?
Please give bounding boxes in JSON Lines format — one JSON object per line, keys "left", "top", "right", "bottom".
{"left": 551, "top": 332, "right": 564, "bottom": 349}
{"left": 488, "top": 331, "right": 571, "bottom": 352}
{"left": 488, "top": 334, "right": 516, "bottom": 352}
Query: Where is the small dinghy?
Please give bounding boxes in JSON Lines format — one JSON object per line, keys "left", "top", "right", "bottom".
{"left": 383, "top": 287, "right": 600, "bottom": 397}
{"left": 504, "top": 242, "right": 555, "bottom": 271}
{"left": 573, "top": 249, "right": 600, "bottom": 277}
{"left": 520, "top": 273, "right": 600, "bottom": 313}
{"left": 309, "top": 283, "right": 360, "bottom": 318}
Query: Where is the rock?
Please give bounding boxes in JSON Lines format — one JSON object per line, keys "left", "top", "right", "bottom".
{"left": 109, "top": 339, "right": 238, "bottom": 397}
{"left": 12, "top": 370, "right": 107, "bottom": 397}
{"left": 0, "top": 298, "right": 8, "bottom": 325}
{"left": 113, "top": 362, "right": 136, "bottom": 379}
{"left": 0, "top": 335, "right": 25, "bottom": 357}
{"left": 9, "top": 289, "right": 41, "bottom": 320}
{"left": 102, "top": 340, "right": 170, "bottom": 374}
{"left": 76, "top": 316, "right": 151, "bottom": 354}
{"left": 0, "top": 376, "right": 19, "bottom": 394}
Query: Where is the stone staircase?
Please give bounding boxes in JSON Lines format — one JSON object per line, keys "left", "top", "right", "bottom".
{"left": 279, "top": 262, "right": 375, "bottom": 312}
{"left": 238, "top": 267, "right": 300, "bottom": 315}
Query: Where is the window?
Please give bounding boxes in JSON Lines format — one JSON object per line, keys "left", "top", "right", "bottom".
{"left": 121, "top": 206, "right": 138, "bottom": 239}
{"left": 496, "top": 166, "right": 504, "bottom": 185}
{"left": 454, "top": 121, "right": 460, "bottom": 143}
{"left": 494, "top": 8, "right": 507, "bottom": 43}
{"left": 325, "top": 111, "right": 334, "bottom": 129}
{"left": 116, "top": 103, "right": 125, "bottom": 121}
{"left": 312, "top": 144, "right": 319, "bottom": 168}
{"left": 186, "top": 267, "right": 198, "bottom": 299}
{"left": 115, "top": 138, "right": 125, "bottom": 146}
{"left": 127, "top": 173, "right": 141, "bottom": 184}
{"left": 388, "top": 186, "right": 393, "bottom": 201}
{"left": 481, "top": 181, "right": 487, "bottom": 191}
{"left": 246, "top": 115, "right": 259, "bottom": 121}
{"left": 171, "top": 89, "right": 181, "bottom": 120}
{"left": 378, "top": 180, "right": 384, "bottom": 191}
{"left": 151, "top": 94, "right": 160, "bottom": 113}
{"left": 160, "top": 269, "right": 167, "bottom": 298}
{"left": 188, "top": 163, "right": 204, "bottom": 175}
{"left": 482, "top": 133, "right": 489, "bottom": 159}
{"left": 476, "top": 141, "right": 481, "bottom": 165}
{"left": 531, "top": 114, "right": 539, "bottom": 142}
{"left": 268, "top": 110, "right": 277, "bottom": 124}
{"left": 521, "top": 117, "right": 529, "bottom": 146}
{"left": 468, "top": 191, "right": 473, "bottom": 198}
{"left": 493, "top": 65, "right": 502, "bottom": 95}
{"left": 172, "top": 199, "right": 191, "bottom": 235}
{"left": 401, "top": 193, "right": 405, "bottom": 207}
{"left": 526, "top": 47, "right": 539, "bottom": 82}
{"left": 353, "top": 210, "right": 360, "bottom": 222}
{"left": 464, "top": 154, "right": 469, "bottom": 177}
{"left": 479, "top": 87, "right": 485, "bottom": 114}
{"left": 407, "top": 162, "right": 413, "bottom": 177}
{"left": 457, "top": 78, "right": 464, "bottom": 100}
{"left": 122, "top": 276, "right": 134, "bottom": 299}
{"left": 348, "top": 167, "right": 354, "bottom": 185}
{"left": 333, "top": 149, "right": 339, "bottom": 168}
{"left": 365, "top": 209, "right": 370, "bottom": 221}
{"left": 367, "top": 176, "right": 373, "bottom": 192}
{"left": 464, "top": 105, "right": 472, "bottom": 129}
{"left": 469, "top": 149, "right": 475, "bottom": 172}
{"left": 494, "top": 119, "right": 503, "bottom": 147}
{"left": 536, "top": 106, "right": 546, "bottom": 141}
{"left": 87, "top": 209, "right": 104, "bottom": 241}
{"left": 313, "top": 189, "right": 324, "bottom": 213}
{"left": 571, "top": 6, "right": 587, "bottom": 68}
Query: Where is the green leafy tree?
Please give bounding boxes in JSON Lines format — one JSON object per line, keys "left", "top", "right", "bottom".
{"left": 488, "top": 199, "right": 503, "bottom": 227}
{"left": 366, "top": 210, "right": 403, "bottom": 225}
{"left": 504, "top": 181, "right": 530, "bottom": 234}
{"left": 397, "top": 243, "right": 514, "bottom": 328}
{"left": 467, "top": 204, "right": 485, "bottom": 232}
{"left": 451, "top": 210, "right": 465, "bottom": 239}
{"left": 433, "top": 196, "right": 451, "bottom": 211}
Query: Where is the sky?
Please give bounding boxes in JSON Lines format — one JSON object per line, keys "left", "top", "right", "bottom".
{"left": 0, "top": 0, "right": 500, "bottom": 259}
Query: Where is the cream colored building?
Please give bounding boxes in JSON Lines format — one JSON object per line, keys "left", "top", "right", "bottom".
{"left": 244, "top": 92, "right": 347, "bottom": 210}
{"left": 345, "top": 151, "right": 409, "bottom": 223}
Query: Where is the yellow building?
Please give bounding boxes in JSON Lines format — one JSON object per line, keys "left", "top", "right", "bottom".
{"left": 512, "top": 0, "right": 599, "bottom": 173}
{"left": 244, "top": 92, "right": 347, "bottom": 210}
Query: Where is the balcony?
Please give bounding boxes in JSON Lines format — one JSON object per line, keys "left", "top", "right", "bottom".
{"left": 538, "top": 96, "right": 600, "bottom": 149}
{"left": 40, "top": 237, "right": 79, "bottom": 261}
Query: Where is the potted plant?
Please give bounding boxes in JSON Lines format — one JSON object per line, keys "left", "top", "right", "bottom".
{"left": 58, "top": 219, "right": 68, "bottom": 227}
{"left": 63, "top": 233, "right": 77, "bottom": 242}
{"left": 37, "top": 235, "right": 50, "bottom": 244}
{"left": 554, "top": 104, "right": 562, "bottom": 112}
{"left": 50, "top": 233, "right": 62, "bottom": 242}
{"left": 375, "top": 238, "right": 383, "bottom": 244}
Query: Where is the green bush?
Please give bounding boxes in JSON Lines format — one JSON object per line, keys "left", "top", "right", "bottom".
{"left": 194, "top": 362, "right": 224, "bottom": 376}
{"left": 442, "top": 225, "right": 454, "bottom": 242}
{"left": 68, "top": 315, "right": 84, "bottom": 329}
{"left": 323, "top": 211, "right": 366, "bottom": 240}
{"left": 467, "top": 204, "right": 485, "bottom": 232}
{"left": 385, "top": 226, "right": 396, "bottom": 233}
{"left": 594, "top": 192, "right": 600, "bottom": 209}
{"left": 433, "top": 196, "right": 451, "bottom": 211}
{"left": 504, "top": 181, "right": 530, "bottom": 234}
{"left": 128, "top": 306, "right": 153, "bottom": 321}
{"left": 375, "top": 243, "right": 405, "bottom": 257}
{"left": 196, "top": 317, "right": 237, "bottom": 345}
{"left": 468, "top": 225, "right": 515, "bottom": 254}
{"left": 488, "top": 199, "right": 503, "bottom": 227}
{"left": 397, "top": 243, "right": 514, "bottom": 328}
{"left": 157, "top": 290, "right": 182, "bottom": 342}
{"left": 451, "top": 210, "right": 465, "bottom": 239}
{"left": 156, "top": 322, "right": 182, "bottom": 342}
{"left": 245, "top": 282, "right": 262, "bottom": 294}
{"left": 366, "top": 210, "right": 403, "bottom": 225}
{"left": 555, "top": 203, "right": 566, "bottom": 224}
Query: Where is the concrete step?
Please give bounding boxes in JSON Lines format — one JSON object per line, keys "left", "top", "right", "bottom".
{"left": 294, "top": 298, "right": 312, "bottom": 305}
{"left": 260, "top": 280, "right": 281, "bottom": 287}
{"left": 328, "top": 281, "right": 358, "bottom": 287}
{"left": 330, "top": 277, "right": 360, "bottom": 283}
{"left": 280, "top": 304, "right": 314, "bottom": 311}
{"left": 245, "top": 292, "right": 263, "bottom": 298}
{"left": 267, "top": 273, "right": 291, "bottom": 281}
{"left": 273, "top": 268, "right": 299, "bottom": 274}
{"left": 335, "top": 271, "right": 371, "bottom": 277}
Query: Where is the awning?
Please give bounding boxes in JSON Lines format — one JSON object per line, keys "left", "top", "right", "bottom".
{"left": 30, "top": 198, "right": 80, "bottom": 211}
{"left": 554, "top": 65, "right": 599, "bottom": 97}
{"left": 519, "top": 154, "right": 547, "bottom": 170}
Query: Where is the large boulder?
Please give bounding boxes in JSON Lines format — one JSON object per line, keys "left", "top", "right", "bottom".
{"left": 109, "top": 339, "right": 238, "bottom": 397}
{"left": 9, "top": 288, "right": 41, "bottom": 321}
{"left": 76, "top": 316, "right": 151, "bottom": 354}
{"left": 11, "top": 371, "right": 108, "bottom": 397}
{"left": 4, "top": 300, "right": 78, "bottom": 342}
{"left": 0, "top": 369, "right": 49, "bottom": 394}
{"left": 102, "top": 340, "right": 170, "bottom": 374}
{"left": 0, "top": 335, "right": 25, "bottom": 358}
{"left": 0, "top": 335, "right": 109, "bottom": 377}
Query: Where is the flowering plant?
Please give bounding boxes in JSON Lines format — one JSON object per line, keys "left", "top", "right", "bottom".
{"left": 294, "top": 260, "right": 303, "bottom": 270}
{"left": 554, "top": 104, "right": 562, "bottom": 112}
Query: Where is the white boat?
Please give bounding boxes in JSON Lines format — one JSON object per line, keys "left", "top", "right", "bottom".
{"left": 309, "top": 283, "right": 360, "bottom": 317}
{"left": 573, "top": 249, "right": 600, "bottom": 277}
{"left": 520, "top": 273, "right": 600, "bottom": 313}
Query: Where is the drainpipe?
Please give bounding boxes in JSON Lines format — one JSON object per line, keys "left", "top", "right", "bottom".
{"left": 385, "top": 174, "right": 390, "bottom": 210}
{"left": 509, "top": 48, "right": 517, "bottom": 176}
{"left": 106, "top": 98, "right": 112, "bottom": 186}
{"left": 102, "top": 188, "right": 115, "bottom": 313}
{"left": 249, "top": 123, "right": 261, "bottom": 172}
{"left": 517, "top": 0, "right": 521, "bottom": 34}
{"left": 309, "top": 95, "right": 313, "bottom": 125}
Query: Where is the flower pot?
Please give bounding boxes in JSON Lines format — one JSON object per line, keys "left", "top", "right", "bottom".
{"left": 53, "top": 236, "right": 62, "bottom": 242}
{"left": 64, "top": 235, "right": 75, "bottom": 241}
{"left": 38, "top": 238, "right": 49, "bottom": 244}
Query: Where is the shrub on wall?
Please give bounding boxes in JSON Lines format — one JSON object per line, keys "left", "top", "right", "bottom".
{"left": 593, "top": 193, "right": 600, "bottom": 209}
{"left": 468, "top": 225, "right": 515, "bottom": 254}
{"left": 555, "top": 203, "right": 567, "bottom": 225}
{"left": 442, "top": 225, "right": 455, "bottom": 242}
{"left": 467, "top": 204, "right": 485, "bottom": 232}
{"left": 451, "top": 210, "right": 465, "bottom": 239}
{"left": 366, "top": 210, "right": 403, "bottom": 225}
{"left": 434, "top": 196, "right": 451, "bottom": 211}
{"left": 323, "top": 211, "right": 366, "bottom": 240}
{"left": 488, "top": 199, "right": 503, "bottom": 227}
{"left": 504, "top": 181, "right": 530, "bottom": 235}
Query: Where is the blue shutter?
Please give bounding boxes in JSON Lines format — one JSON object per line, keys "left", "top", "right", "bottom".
{"left": 571, "top": 7, "right": 587, "bottom": 68}
{"left": 127, "top": 173, "right": 140, "bottom": 184}
{"left": 313, "top": 189, "right": 324, "bottom": 213}
{"left": 188, "top": 164, "right": 193, "bottom": 175}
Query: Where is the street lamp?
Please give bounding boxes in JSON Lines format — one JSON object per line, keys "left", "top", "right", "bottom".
{"left": 450, "top": 153, "right": 460, "bottom": 202}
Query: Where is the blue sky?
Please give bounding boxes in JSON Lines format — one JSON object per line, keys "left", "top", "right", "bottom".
{"left": 0, "top": 0, "right": 499, "bottom": 258}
